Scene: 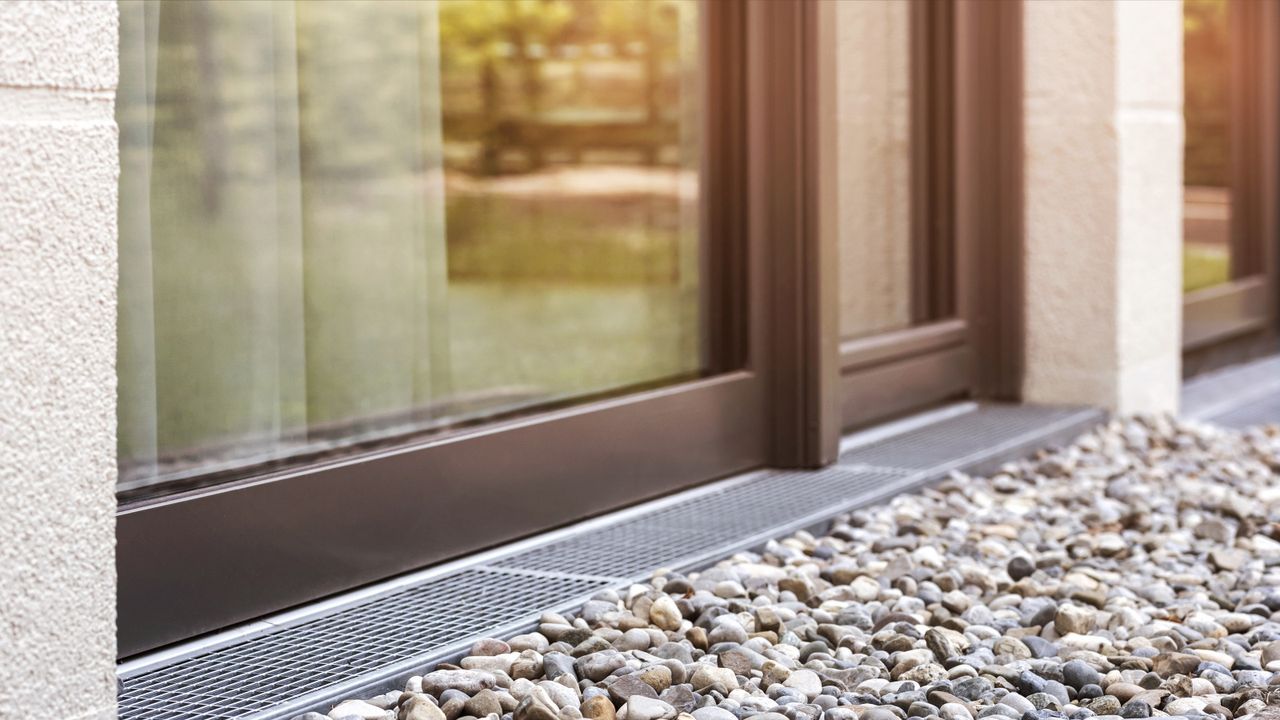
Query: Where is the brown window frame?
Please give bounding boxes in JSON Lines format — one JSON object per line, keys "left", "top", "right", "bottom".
{"left": 836, "top": 0, "right": 1024, "bottom": 430}
{"left": 1182, "top": 0, "right": 1280, "bottom": 368}
{"left": 116, "top": 0, "right": 839, "bottom": 657}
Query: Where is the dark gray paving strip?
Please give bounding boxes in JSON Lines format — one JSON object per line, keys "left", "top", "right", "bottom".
{"left": 116, "top": 403, "right": 1103, "bottom": 720}
{"left": 1182, "top": 354, "right": 1280, "bottom": 426}
{"left": 1211, "top": 389, "right": 1280, "bottom": 429}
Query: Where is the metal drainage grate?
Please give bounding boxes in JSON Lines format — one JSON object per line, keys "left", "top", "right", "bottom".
{"left": 488, "top": 515, "right": 728, "bottom": 580}
{"left": 117, "top": 568, "right": 608, "bottom": 720}
{"left": 489, "top": 467, "right": 913, "bottom": 580}
{"left": 838, "top": 404, "right": 1095, "bottom": 471}
{"left": 117, "top": 403, "right": 1105, "bottom": 720}
{"left": 642, "top": 467, "right": 912, "bottom": 539}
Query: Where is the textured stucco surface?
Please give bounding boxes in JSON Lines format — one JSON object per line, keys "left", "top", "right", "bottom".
{"left": 1022, "top": 0, "right": 1182, "bottom": 413}
{"left": 0, "top": 0, "right": 117, "bottom": 89}
{"left": 0, "top": 3, "right": 119, "bottom": 719}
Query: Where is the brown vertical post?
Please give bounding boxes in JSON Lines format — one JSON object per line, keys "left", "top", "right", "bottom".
{"left": 701, "top": 0, "right": 747, "bottom": 375}
{"left": 1263, "top": 0, "right": 1280, "bottom": 336}
{"left": 751, "top": 0, "right": 840, "bottom": 467}
{"left": 955, "top": 0, "right": 1025, "bottom": 400}
{"left": 910, "top": 0, "right": 956, "bottom": 324}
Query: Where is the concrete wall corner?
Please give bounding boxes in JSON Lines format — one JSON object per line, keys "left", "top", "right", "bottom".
{"left": 1022, "top": 0, "right": 1183, "bottom": 415}
{"left": 0, "top": 2, "right": 120, "bottom": 719}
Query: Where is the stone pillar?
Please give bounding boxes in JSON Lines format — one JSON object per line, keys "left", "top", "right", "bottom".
{"left": 1022, "top": 0, "right": 1183, "bottom": 413}
{"left": 0, "top": 2, "right": 119, "bottom": 718}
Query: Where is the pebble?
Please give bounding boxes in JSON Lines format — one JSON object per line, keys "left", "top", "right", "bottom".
{"left": 1061, "top": 659, "right": 1100, "bottom": 690}
{"left": 1118, "top": 699, "right": 1151, "bottom": 718}
{"left": 690, "top": 664, "right": 737, "bottom": 693}
{"left": 309, "top": 417, "right": 1280, "bottom": 720}
{"left": 1020, "top": 637, "right": 1058, "bottom": 659}
{"left": 1152, "top": 652, "right": 1200, "bottom": 677}
{"left": 578, "top": 652, "right": 627, "bottom": 682}
{"left": 326, "top": 700, "right": 388, "bottom": 720}
{"left": 516, "top": 691, "right": 561, "bottom": 720}
{"left": 464, "top": 689, "right": 503, "bottom": 717}
{"left": 1210, "top": 548, "right": 1248, "bottom": 571}
{"left": 649, "top": 596, "right": 682, "bottom": 632}
{"left": 419, "top": 670, "right": 496, "bottom": 697}
{"left": 582, "top": 695, "right": 617, "bottom": 720}
{"left": 1087, "top": 695, "right": 1121, "bottom": 715}
{"left": 691, "top": 709, "right": 736, "bottom": 720}
{"left": 782, "top": 670, "right": 822, "bottom": 700}
{"left": 1054, "top": 605, "right": 1095, "bottom": 635}
{"left": 402, "top": 699, "right": 445, "bottom": 720}
{"left": 470, "top": 637, "right": 510, "bottom": 656}
{"left": 1007, "top": 556, "right": 1035, "bottom": 581}
{"left": 617, "top": 696, "right": 676, "bottom": 720}
{"left": 608, "top": 675, "right": 659, "bottom": 703}
{"left": 1107, "top": 683, "right": 1143, "bottom": 702}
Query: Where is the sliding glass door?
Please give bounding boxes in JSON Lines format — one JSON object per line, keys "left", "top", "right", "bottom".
{"left": 118, "top": 0, "right": 710, "bottom": 499}
{"left": 1181, "top": 0, "right": 1280, "bottom": 369}
{"left": 115, "top": 0, "right": 1021, "bottom": 656}
{"left": 116, "top": 0, "right": 783, "bottom": 656}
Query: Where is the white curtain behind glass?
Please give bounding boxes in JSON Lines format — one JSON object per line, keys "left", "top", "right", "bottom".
{"left": 117, "top": 0, "right": 450, "bottom": 491}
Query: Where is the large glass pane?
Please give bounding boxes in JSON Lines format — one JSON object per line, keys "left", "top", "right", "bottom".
{"left": 1183, "top": 0, "right": 1233, "bottom": 293}
{"left": 834, "top": 0, "right": 914, "bottom": 340}
{"left": 117, "top": 0, "right": 704, "bottom": 495}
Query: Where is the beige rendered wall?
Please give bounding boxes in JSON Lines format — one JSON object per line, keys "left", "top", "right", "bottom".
{"left": 0, "top": 2, "right": 119, "bottom": 719}
{"left": 1022, "top": 0, "right": 1183, "bottom": 413}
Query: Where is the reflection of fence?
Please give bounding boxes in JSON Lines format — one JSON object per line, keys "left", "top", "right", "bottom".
{"left": 473, "top": 116, "right": 681, "bottom": 173}
{"left": 442, "top": 35, "right": 690, "bottom": 175}
{"left": 1184, "top": 185, "right": 1231, "bottom": 248}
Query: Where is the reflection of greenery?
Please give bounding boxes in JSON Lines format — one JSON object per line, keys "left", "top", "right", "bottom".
{"left": 117, "top": 0, "right": 701, "bottom": 472}
{"left": 1184, "top": 244, "right": 1231, "bottom": 292}
{"left": 439, "top": 0, "right": 574, "bottom": 67}
{"left": 445, "top": 193, "right": 682, "bottom": 283}
{"left": 438, "top": 0, "right": 693, "bottom": 175}
{"left": 438, "top": 0, "right": 683, "bottom": 71}
{"left": 1184, "top": 0, "right": 1230, "bottom": 187}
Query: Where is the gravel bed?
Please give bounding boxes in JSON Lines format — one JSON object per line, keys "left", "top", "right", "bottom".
{"left": 300, "top": 416, "right": 1280, "bottom": 720}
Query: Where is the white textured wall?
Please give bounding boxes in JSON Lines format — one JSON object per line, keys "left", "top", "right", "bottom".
{"left": 0, "top": 2, "right": 119, "bottom": 719}
{"left": 1023, "top": 0, "right": 1183, "bottom": 413}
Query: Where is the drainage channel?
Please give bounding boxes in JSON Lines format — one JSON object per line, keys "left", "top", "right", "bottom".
{"left": 116, "top": 402, "right": 1104, "bottom": 720}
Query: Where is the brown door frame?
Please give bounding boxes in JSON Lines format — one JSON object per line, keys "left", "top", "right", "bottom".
{"left": 836, "top": 0, "right": 1024, "bottom": 431}
{"left": 759, "top": 0, "right": 841, "bottom": 467}
{"left": 958, "top": 0, "right": 1025, "bottom": 400}
{"left": 117, "top": 0, "right": 842, "bottom": 657}
{"left": 1182, "top": 0, "right": 1280, "bottom": 370}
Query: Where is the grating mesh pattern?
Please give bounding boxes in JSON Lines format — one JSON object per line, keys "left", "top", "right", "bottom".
{"left": 490, "top": 468, "right": 914, "bottom": 578}
{"left": 118, "top": 403, "right": 1105, "bottom": 720}
{"left": 118, "top": 568, "right": 606, "bottom": 720}
{"left": 838, "top": 405, "right": 1088, "bottom": 470}
{"left": 644, "top": 468, "right": 911, "bottom": 539}
{"left": 488, "top": 515, "right": 730, "bottom": 579}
